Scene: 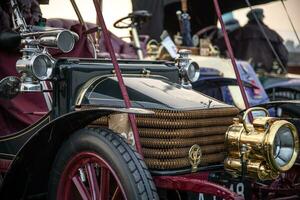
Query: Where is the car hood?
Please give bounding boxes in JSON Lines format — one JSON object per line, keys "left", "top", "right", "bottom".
{"left": 79, "top": 76, "right": 235, "bottom": 111}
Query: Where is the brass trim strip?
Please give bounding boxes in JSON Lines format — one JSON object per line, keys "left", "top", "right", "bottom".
{"left": 138, "top": 107, "right": 239, "bottom": 119}
{"left": 0, "top": 114, "right": 51, "bottom": 141}
{"left": 83, "top": 106, "right": 239, "bottom": 120}
{"left": 0, "top": 153, "right": 15, "bottom": 158}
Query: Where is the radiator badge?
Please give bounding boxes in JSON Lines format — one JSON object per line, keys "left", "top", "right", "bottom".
{"left": 189, "top": 144, "right": 202, "bottom": 172}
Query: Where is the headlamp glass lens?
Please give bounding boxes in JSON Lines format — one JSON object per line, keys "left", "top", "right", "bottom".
{"left": 187, "top": 64, "right": 196, "bottom": 79}
{"left": 57, "top": 31, "right": 75, "bottom": 53}
{"left": 32, "top": 54, "right": 53, "bottom": 80}
{"left": 186, "top": 62, "right": 200, "bottom": 82}
{"left": 273, "top": 126, "right": 294, "bottom": 167}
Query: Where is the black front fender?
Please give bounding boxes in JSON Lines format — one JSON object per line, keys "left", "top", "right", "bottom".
{"left": 0, "top": 107, "right": 150, "bottom": 199}
{"left": 247, "top": 100, "right": 300, "bottom": 110}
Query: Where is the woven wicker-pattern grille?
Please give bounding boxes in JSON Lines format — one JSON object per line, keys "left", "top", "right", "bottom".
{"left": 85, "top": 106, "right": 239, "bottom": 170}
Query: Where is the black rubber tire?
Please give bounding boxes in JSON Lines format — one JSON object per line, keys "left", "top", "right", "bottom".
{"left": 48, "top": 128, "right": 158, "bottom": 200}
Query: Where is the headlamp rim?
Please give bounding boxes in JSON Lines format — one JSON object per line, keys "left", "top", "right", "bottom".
{"left": 183, "top": 61, "right": 200, "bottom": 82}
{"left": 56, "top": 30, "right": 76, "bottom": 53}
{"left": 266, "top": 120, "right": 299, "bottom": 172}
{"left": 31, "top": 53, "right": 54, "bottom": 81}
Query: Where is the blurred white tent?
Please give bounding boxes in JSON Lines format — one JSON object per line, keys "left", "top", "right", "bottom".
{"left": 41, "top": 0, "right": 133, "bottom": 38}
{"left": 232, "top": 0, "right": 299, "bottom": 43}
{"left": 41, "top": 0, "right": 299, "bottom": 43}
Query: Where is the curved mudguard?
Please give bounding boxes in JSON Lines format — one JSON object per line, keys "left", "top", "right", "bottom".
{"left": 263, "top": 78, "right": 300, "bottom": 91}
{"left": 252, "top": 100, "right": 300, "bottom": 118}
{"left": 248, "top": 100, "right": 300, "bottom": 110}
{"left": 0, "top": 107, "right": 151, "bottom": 199}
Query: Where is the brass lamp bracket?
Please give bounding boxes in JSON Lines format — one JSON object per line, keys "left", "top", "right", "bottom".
{"left": 242, "top": 107, "right": 270, "bottom": 133}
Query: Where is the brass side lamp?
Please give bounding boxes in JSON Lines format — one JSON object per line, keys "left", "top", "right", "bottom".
{"left": 225, "top": 107, "right": 299, "bottom": 180}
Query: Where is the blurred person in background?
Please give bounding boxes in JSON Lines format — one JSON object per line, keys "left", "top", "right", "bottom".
{"left": 0, "top": 0, "right": 43, "bottom": 50}
{"left": 0, "top": 0, "right": 42, "bottom": 31}
{"left": 225, "top": 8, "right": 288, "bottom": 73}
{"left": 132, "top": 0, "right": 217, "bottom": 41}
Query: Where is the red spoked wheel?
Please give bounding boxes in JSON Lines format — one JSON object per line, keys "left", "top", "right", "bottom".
{"left": 48, "top": 128, "right": 158, "bottom": 200}
{"left": 253, "top": 164, "right": 300, "bottom": 199}
{"left": 57, "top": 152, "right": 126, "bottom": 200}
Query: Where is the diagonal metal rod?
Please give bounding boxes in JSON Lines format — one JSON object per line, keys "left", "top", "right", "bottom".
{"left": 70, "top": 0, "right": 97, "bottom": 58}
{"left": 281, "top": 0, "right": 300, "bottom": 45}
{"left": 93, "top": 0, "right": 143, "bottom": 156}
{"left": 212, "top": 0, "right": 253, "bottom": 121}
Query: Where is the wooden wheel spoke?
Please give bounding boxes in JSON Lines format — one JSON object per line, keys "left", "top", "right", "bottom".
{"left": 294, "top": 183, "right": 300, "bottom": 188}
{"left": 100, "top": 167, "right": 110, "bottom": 200}
{"left": 72, "top": 175, "right": 92, "bottom": 200}
{"left": 112, "top": 186, "right": 122, "bottom": 200}
{"left": 121, "top": 21, "right": 128, "bottom": 26}
{"left": 86, "top": 163, "right": 100, "bottom": 200}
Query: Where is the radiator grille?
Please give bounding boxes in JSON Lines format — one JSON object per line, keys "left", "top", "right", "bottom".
{"left": 85, "top": 106, "right": 239, "bottom": 170}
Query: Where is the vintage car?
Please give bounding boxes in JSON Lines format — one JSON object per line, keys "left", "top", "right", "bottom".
{"left": 0, "top": 0, "right": 299, "bottom": 200}
{"left": 111, "top": 8, "right": 272, "bottom": 115}
{"left": 129, "top": 0, "right": 300, "bottom": 117}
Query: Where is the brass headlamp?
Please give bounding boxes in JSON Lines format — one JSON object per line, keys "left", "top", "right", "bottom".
{"left": 225, "top": 107, "right": 299, "bottom": 180}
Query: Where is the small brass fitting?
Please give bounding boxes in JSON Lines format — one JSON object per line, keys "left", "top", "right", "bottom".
{"left": 189, "top": 144, "right": 202, "bottom": 172}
